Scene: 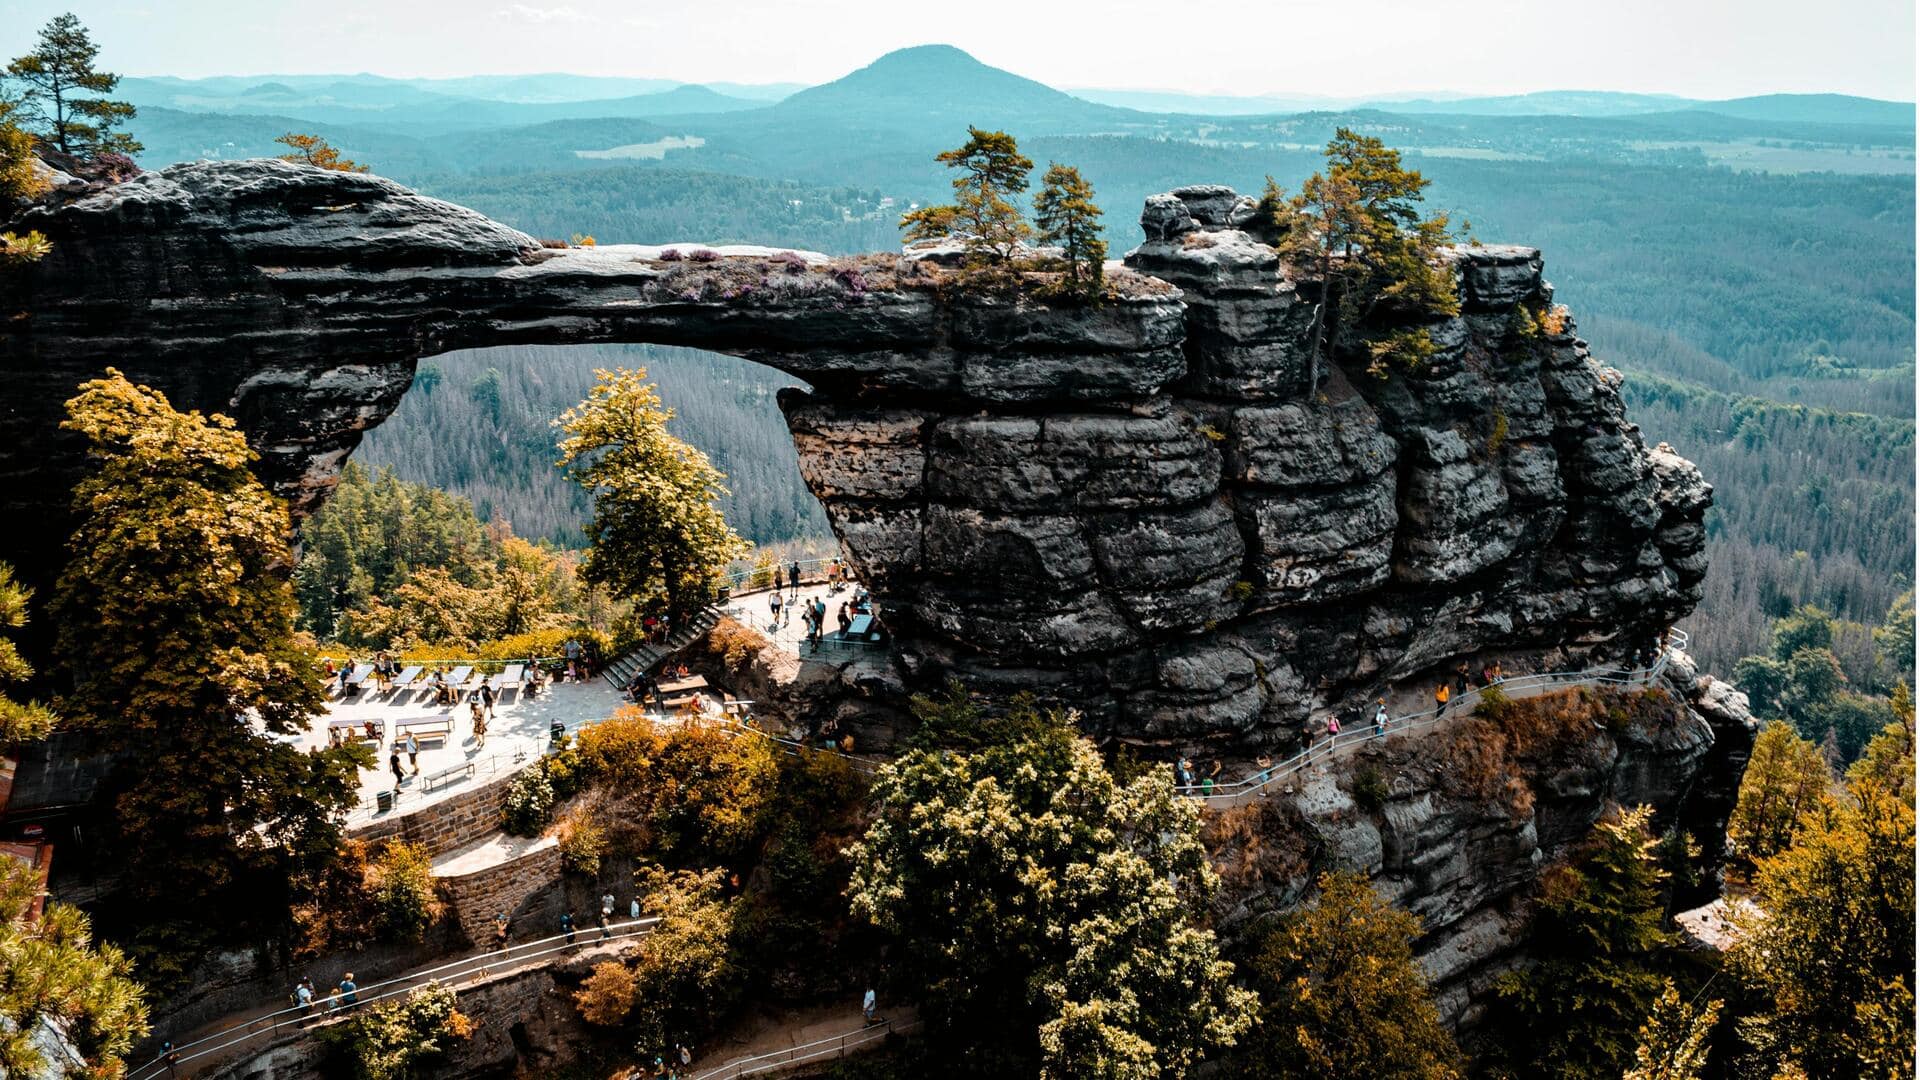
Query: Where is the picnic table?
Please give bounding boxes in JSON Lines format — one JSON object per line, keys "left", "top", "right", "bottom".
{"left": 390, "top": 665, "right": 423, "bottom": 693}
{"left": 485, "top": 663, "right": 526, "bottom": 693}
{"left": 657, "top": 675, "right": 709, "bottom": 696}
{"left": 340, "top": 663, "right": 375, "bottom": 695}
{"left": 846, "top": 614, "right": 876, "bottom": 639}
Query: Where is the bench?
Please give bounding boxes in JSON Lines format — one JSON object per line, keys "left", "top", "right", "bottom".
{"left": 328, "top": 717, "right": 383, "bottom": 745}
{"left": 340, "top": 663, "right": 375, "bottom": 697}
{"left": 422, "top": 761, "right": 474, "bottom": 793}
{"left": 483, "top": 663, "right": 526, "bottom": 696}
{"left": 389, "top": 665, "right": 423, "bottom": 695}
{"left": 395, "top": 717, "right": 454, "bottom": 744}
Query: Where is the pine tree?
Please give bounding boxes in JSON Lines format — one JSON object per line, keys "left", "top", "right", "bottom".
{"left": 1032, "top": 162, "right": 1106, "bottom": 299}
{"left": 0, "top": 854, "right": 150, "bottom": 1077}
{"left": 1725, "top": 720, "right": 1833, "bottom": 875}
{"left": 1274, "top": 129, "right": 1457, "bottom": 389}
{"left": 53, "top": 370, "right": 369, "bottom": 977}
{"left": 5, "top": 13, "right": 141, "bottom": 157}
{"left": 1484, "top": 806, "right": 1674, "bottom": 1079}
{"left": 0, "top": 561, "right": 55, "bottom": 747}
{"left": 900, "top": 126, "right": 1033, "bottom": 266}
{"left": 275, "top": 132, "right": 369, "bottom": 173}
{"left": 1623, "top": 981, "right": 1722, "bottom": 1080}
{"left": 555, "top": 368, "right": 749, "bottom": 622}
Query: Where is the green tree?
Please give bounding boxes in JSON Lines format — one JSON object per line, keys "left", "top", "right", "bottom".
{"left": 571, "top": 865, "right": 740, "bottom": 1052}
{"left": 0, "top": 93, "right": 49, "bottom": 206}
{"left": 555, "top": 368, "right": 748, "bottom": 621}
{"left": 900, "top": 126, "right": 1033, "bottom": 266}
{"left": 1873, "top": 591, "right": 1914, "bottom": 691}
{"left": 1033, "top": 162, "right": 1106, "bottom": 299}
{"left": 0, "top": 853, "right": 149, "bottom": 1079}
{"left": 275, "top": 132, "right": 369, "bottom": 173}
{"left": 0, "top": 561, "right": 56, "bottom": 747}
{"left": 847, "top": 703, "right": 1255, "bottom": 1078}
{"left": 324, "top": 981, "right": 470, "bottom": 1080}
{"left": 1725, "top": 720, "right": 1833, "bottom": 874}
{"left": 1274, "top": 129, "right": 1458, "bottom": 389}
{"left": 1623, "top": 980, "right": 1722, "bottom": 1080}
{"left": 1729, "top": 702, "right": 1915, "bottom": 1079}
{"left": 1484, "top": 806, "right": 1673, "bottom": 1079}
{"left": 1224, "top": 871, "right": 1462, "bottom": 1080}
{"left": 1737, "top": 604, "right": 1897, "bottom": 761}
{"left": 53, "top": 371, "right": 368, "bottom": 975}
{"left": 5, "top": 13, "right": 140, "bottom": 157}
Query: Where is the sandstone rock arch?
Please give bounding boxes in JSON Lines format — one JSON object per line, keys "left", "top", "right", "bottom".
{"left": 0, "top": 162, "right": 1710, "bottom": 750}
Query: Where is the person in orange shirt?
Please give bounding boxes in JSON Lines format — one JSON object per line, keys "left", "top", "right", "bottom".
{"left": 1435, "top": 682, "right": 1451, "bottom": 719}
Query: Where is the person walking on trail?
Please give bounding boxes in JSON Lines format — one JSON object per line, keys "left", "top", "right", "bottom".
{"left": 493, "top": 912, "right": 510, "bottom": 952}
{"left": 630, "top": 896, "right": 641, "bottom": 920}
{"left": 789, "top": 561, "right": 801, "bottom": 594}
{"left": 1454, "top": 661, "right": 1472, "bottom": 695}
{"left": 294, "top": 976, "right": 315, "bottom": 1016}
{"left": 479, "top": 679, "right": 496, "bottom": 718}
{"left": 1326, "top": 713, "right": 1341, "bottom": 740}
{"left": 863, "top": 987, "right": 879, "bottom": 1024}
{"left": 768, "top": 591, "right": 782, "bottom": 630}
{"left": 471, "top": 700, "right": 488, "bottom": 747}
{"left": 389, "top": 748, "right": 406, "bottom": 788}
{"left": 598, "top": 909, "right": 611, "bottom": 940}
{"left": 1434, "top": 682, "right": 1451, "bottom": 720}
{"left": 1374, "top": 700, "right": 1388, "bottom": 739}
{"left": 339, "top": 973, "right": 358, "bottom": 1007}
{"left": 404, "top": 731, "right": 421, "bottom": 775}
{"left": 561, "top": 911, "right": 576, "bottom": 946}
{"left": 676, "top": 1044, "right": 693, "bottom": 1070}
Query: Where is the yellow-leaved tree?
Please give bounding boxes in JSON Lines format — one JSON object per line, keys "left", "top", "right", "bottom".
{"left": 555, "top": 368, "right": 748, "bottom": 622}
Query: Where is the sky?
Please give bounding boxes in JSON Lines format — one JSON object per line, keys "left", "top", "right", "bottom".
{"left": 0, "top": 0, "right": 1913, "bottom": 101}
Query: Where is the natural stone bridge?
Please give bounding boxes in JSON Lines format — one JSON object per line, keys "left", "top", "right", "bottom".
{"left": 0, "top": 161, "right": 1710, "bottom": 751}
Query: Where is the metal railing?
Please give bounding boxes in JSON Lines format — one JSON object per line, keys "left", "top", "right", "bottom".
{"left": 1178, "top": 629, "right": 1690, "bottom": 808}
{"left": 129, "top": 918, "right": 662, "bottom": 1080}
{"left": 690, "top": 1016, "right": 922, "bottom": 1080}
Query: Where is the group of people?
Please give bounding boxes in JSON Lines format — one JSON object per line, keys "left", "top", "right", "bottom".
{"left": 290, "top": 972, "right": 358, "bottom": 1017}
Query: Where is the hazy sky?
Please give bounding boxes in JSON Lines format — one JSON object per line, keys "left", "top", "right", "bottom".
{"left": 0, "top": 0, "right": 1913, "bottom": 101}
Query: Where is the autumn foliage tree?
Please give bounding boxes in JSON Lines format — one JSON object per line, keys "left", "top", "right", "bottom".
{"left": 900, "top": 126, "right": 1033, "bottom": 266}
{"left": 53, "top": 371, "right": 369, "bottom": 975}
{"left": 1224, "top": 871, "right": 1462, "bottom": 1080}
{"left": 0, "top": 561, "right": 55, "bottom": 747}
{"left": 5, "top": 13, "right": 140, "bottom": 157}
{"left": 556, "top": 368, "right": 748, "bottom": 622}
{"left": 1724, "top": 719, "right": 1833, "bottom": 875}
{"left": 276, "top": 132, "right": 369, "bottom": 173}
{"left": 1033, "top": 162, "right": 1106, "bottom": 299}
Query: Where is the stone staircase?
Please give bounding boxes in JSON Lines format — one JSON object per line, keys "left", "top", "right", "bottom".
{"left": 601, "top": 603, "right": 723, "bottom": 692}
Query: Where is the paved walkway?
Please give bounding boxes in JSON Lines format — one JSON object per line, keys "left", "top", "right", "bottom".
{"left": 294, "top": 680, "right": 624, "bottom": 824}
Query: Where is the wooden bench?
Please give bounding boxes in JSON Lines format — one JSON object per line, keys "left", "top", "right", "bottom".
{"left": 422, "top": 761, "right": 474, "bottom": 793}
{"left": 389, "top": 665, "right": 423, "bottom": 695}
{"left": 328, "top": 717, "right": 383, "bottom": 745}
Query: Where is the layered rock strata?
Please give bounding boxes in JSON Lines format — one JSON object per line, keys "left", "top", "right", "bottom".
{"left": 2, "top": 164, "right": 1711, "bottom": 752}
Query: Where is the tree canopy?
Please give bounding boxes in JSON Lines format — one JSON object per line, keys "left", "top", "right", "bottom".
{"left": 1033, "top": 162, "right": 1106, "bottom": 299}
{"left": 53, "top": 370, "right": 368, "bottom": 978}
{"left": 0, "top": 561, "right": 55, "bottom": 748}
{"left": 4, "top": 13, "right": 139, "bottom": 157}
{"left": 555, "top": 367, "right": 748, "bottom": 620}
{"left": 1724, "top": 719, "right": 1834, "bottom": 875}
{"left": 1223, "top": 871, "right": 1462, "bottom": 1080}
{"left": 847, "top": 699, "right": 1255, "bottom": 1078}
{"left": 901, "top": 126, "right": 1034, "bottom": 266}
{"left": 1735, "top": 603, "right": 1899, "bottom": 761}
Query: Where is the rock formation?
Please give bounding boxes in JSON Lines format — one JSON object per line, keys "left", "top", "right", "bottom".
{"left": 3, "top": 162, "right": 1711, "bottom": 754}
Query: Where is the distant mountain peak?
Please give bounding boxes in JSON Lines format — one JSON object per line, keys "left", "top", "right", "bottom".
{"left": 769, "top": 43, "right": 1135, "bottom": 133}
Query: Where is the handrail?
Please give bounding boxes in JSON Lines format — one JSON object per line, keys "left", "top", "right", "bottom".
{"left": 690, "top": 1016, "right": 923, "bottom": 1080}
{"left": 129, "top": 918, "right": 662, "bottom": 1080}
{"left": 1177, "top": 629, "right": 1690, "bottom": 808}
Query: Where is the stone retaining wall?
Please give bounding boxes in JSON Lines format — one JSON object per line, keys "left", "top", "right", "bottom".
{"left": 350, "top": 769, "right": 521, "bottom": 858}
{"left": 437, "top": 836, "right": 563, "bottom": 948}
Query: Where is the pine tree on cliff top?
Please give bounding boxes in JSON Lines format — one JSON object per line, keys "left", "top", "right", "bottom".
{"left": 5, "top": 13, "right": 140, "bottom": 157}
{"left": 901, "top": 126, "right": 1033, "bottom": 266}
{"left": 1033, "top": 162, "right": 1107, "bottom": 300}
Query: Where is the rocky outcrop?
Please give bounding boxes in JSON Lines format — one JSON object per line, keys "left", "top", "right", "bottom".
{"left": 2, "top": 163, "right": 1711, "bottom": 755}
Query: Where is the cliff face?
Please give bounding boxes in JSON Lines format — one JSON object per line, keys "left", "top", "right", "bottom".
{"left": 2, "top": 162, "right": 1709, "bottom": 755}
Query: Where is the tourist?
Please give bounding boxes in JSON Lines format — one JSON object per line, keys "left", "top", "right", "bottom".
{"left": 473, "top": 707, "right": 488, "bottom": 748}
{"left": 769, "top": 591, "right": 782, "bottom": 630}
{"left": 1327, "top": 713, "right": 1341, "bottom": 740}
{"left": 629, "top": 897, "right": 640, "bottom": 920}
{"left": 389, "top": 748, "right": 406, "bottom": 787}
{"left": 837, "top": 603, "right": 851, "bottom": 637}
{"left": 325, "top": 986, "right": 342, "bottom": 1014}
{"left": 493, "top": 912, "right": 510, "bottom": 951}
{"left": 1374, "top": 698, "right": 1389, "bottom": 734}
{"left": 1201, "top": 760, "right": 1221, "bottom": 796}
{"left": 1434, "top": 682, "right": 1450, "bottom": 720}
{"left": 1175, "top": 757, "right": 1194, "bottom": 788}
{"left": 676, "top": 1044, "right": 693, "bottom": 1070}
{"left": 337, "top": 664, "right": 352, "bottom": 696}
{"left": 862, "top": 987, "right": 878, "bottom": 1025}
{"left": 293, "top": 976, "right": 315, "bottom": 1016}
{"left": 788, "top": 560, "right": 801, "bottom": 594}
{"left": 1255, "top": 754, "right": 1273, "bottom": 788}
{"left": 1490, "top": 661, "right": 1505, "bottom": 684}
{"left": 1454, "top": 661, "right": 1472, "bottom": 695}
{"left": 561, "top": 910, "right": 576, "bottom": 946}
{"left": 479, "top": 678, "right": 496, "bottom": 718}
{"left": 339, "top": 973, "right": 358, "bottom": 1007}
{"left": 1481, "top": 662, "right": 1497, "bottom": 687}
{"left": 527, "top": 660, "right": 546, "bottom": 697}
{"left": 563, "top": 638, "right": 582, "bottom": 681}
{"left": 598, "top": 909, "right": 611, "bottom": 940}
{"left": 404, "top": 731, "right": 420, "bottom": 775}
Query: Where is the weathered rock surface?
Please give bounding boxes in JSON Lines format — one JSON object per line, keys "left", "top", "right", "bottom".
{"left": 2, "top": 163, "right": 1711, "bottom": 758}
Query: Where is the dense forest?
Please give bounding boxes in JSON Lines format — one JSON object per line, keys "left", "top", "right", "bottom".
{"left": 354, "top": 344, "right": 830, "bottom": 549}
